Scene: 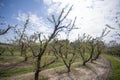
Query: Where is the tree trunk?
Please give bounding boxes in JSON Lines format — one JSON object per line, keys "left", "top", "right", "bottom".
{"left": 82, "top": 61, "right": 86, "bottom": 66}
{"left": 95, "top": 52, "right": 101, "bottom": 60}
{"left": 92, "top": 52, "right": 101, "bottom": 61}
{"left": 90, "top": 59, "right": 93, "bottom": 63}
{"left": 67, "top": 66, "right": 71, "bottom": 73}
{"left": 34, "top": 69, "right": 40, "bottom": 80}
{"left": 24, "top": 56, "right": 28, "bottom": 61}
{"left": 34, "top": 56, "right": 41, "bottom": 80}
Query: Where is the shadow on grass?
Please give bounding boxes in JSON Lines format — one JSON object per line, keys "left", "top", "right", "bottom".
{"left": 0, "top": 60, "right": 33, "bottom": 72}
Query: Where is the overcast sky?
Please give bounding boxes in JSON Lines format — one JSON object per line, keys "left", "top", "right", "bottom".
{"left": 0, "top": 0, "right": 120, "bottom": 43}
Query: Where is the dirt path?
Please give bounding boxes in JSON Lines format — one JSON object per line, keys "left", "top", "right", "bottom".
{"left": 0, "top": 57, "right": 112, "bottom": 80}
{"left": 0, "top": 56, "right": 33, "bottom": 71}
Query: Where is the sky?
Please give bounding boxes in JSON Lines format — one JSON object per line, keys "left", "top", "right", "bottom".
{"left": 0, "top": 0, "right": 120, "bottom": 43}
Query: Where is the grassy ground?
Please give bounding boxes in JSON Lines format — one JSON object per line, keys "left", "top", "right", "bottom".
{"left": 0, "top": 62, "right": 64, "bottom": 77}
{"left": 0, "top": 68, "right": 34, "bottom": 77}
{"left": 0, "top": 56, "right": 111, "bottom": 80}
{"left": 103, "top": 54, "right": 120, "bottom": 80}
{"left": 0, "top": 54, "right": 82, "bottom": 77}
{"left": 0, "top": 61, "right": 68, "bottom": 77}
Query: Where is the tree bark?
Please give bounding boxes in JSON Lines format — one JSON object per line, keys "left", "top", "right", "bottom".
{"left": 83, "top": 61, "right": 86, "bottom": 66}
{"left": 34, "top": 56, "right": 41, "bottom": 80}
{"left": 67, "top": 66, "right": 71, "bottom": 73}
{"left": 24, "top": 56, "right": 28, "bottom": 61}
{"left": 34, "top": 69, "right": 40, "bottom": 80}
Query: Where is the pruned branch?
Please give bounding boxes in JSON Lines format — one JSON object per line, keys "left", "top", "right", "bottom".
{"left": 41, "top": 57, "right": 58, "bottom": 69}
{"left": 60, "top": 5, "right": 73, "bottom": 22}
{"left": 0, "top": 25, "right": 11, "bottom": 35}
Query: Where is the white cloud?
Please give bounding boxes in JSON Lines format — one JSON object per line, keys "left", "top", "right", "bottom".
{"left": 16, "top": 12, "right": 52, "bottom": 35}
{"left": 16, "top": 12, "right": 28, "bottom": 21}
{"left": 11, "top": 0, "right": 120, "bottom": 43}
{"left": 43, "top": 0, "right": 53, "bottom": 6}
{"left": 43, "top": 0, "right": 120, "bottom": 42}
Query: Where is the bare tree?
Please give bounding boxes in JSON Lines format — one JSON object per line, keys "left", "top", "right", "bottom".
{"left": 91, "top": 40, "right": 104, "bottom": 61}
{"left": 52, "top": 38, "right": 77, "bottom": 73}
{"left": 13, "top": 19, "right": 29, "bottom": 61}
{"left": 77, "top": 26, "right": 110, "bottom": 65}
{"left": 27, "top": 6, "right": 77, "bottom": 80}
{"left": 77, "top": 34, "right": 96, "bottom": 66}
{"left": 91, "top": 27, "right": 110, "bottom": 61}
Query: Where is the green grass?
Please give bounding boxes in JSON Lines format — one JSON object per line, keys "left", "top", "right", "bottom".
{"left": 0, "top": 59, "right": 81, "bottom": 77}
{"left": 0, "top": 68, "right": 34, "bottom": 77}
{"left": 2, "top": 51, "right": 20, "bottom": 56}
{"left": 103, "top": 54, "right": 120, "bottom": 80}
{"left": 0, "top": 62, "right": 64, "bottom": 77}
{"left": 46, "top": 62, "right": 64, "bottom": 69}
{"left": 0, "top": 54, "right": 82, "bottom": 77}
{"left": 0, "top": 56, "right": 24, "bottom": 63}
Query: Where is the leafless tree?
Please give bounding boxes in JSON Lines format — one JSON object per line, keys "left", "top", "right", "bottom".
{"left": 27, "top": 6, "right": 77, "bottom": 80}
{"left": 91, "top": 27, "right": 110, "bottom": 61}
{"left": 52, "top": 38, "right": 77, "bottom": 73}
{"left": 13, "top": 19, "right": 29, "bottom": 61}
{"left": 91, "top": 40, "right": 104, "bottom": 61}
{"left": 77, "top": 34, "right": 96, "bottom": 65}
{"left": 78, "top": 27, "right": 110, "bottom": 65}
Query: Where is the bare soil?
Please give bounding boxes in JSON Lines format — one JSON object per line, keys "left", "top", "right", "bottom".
{"left": 0, "top": 57, "right": 111, "bottom": 80}
{"left": 0, "top": 56, "right": 33, "bottom": 72}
